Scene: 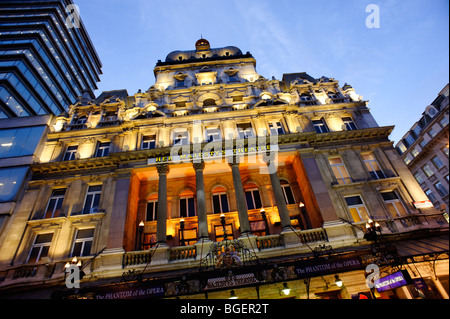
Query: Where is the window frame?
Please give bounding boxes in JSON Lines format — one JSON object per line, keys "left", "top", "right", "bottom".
{"left": 342, "top": 117, "right": 358, "bottom": 131}
{"left": 268, "top": 121, "right": 285, "bottom": 135}
{"left": 82, "top": 185, "right": 102, "bottom": 215}
{"left": 180, "top": 195, "right": 196, "bottom": 218}
{"left": 146, "top": 200, "right": 158, "bottom": 222}
{"left": 344, "top": 195, "right": 370, "bottom": 223}
{"left": 381, "top": 191, "right": 408, "bottom": 218}
{"left": 44, "top": 189, "right": 66, "bottom": 219}
{"left": 362, "top": 153, "right": 386, "bottom": 180}
{"left": 312, "top": 119, "right": 329, "bottom": 134}
{"left": 71, "top": 228, "right": 95, "bottom": 257}
{"left": 142, "top": 135, "right": 156, "bottom": 150}
{"left": 26, "top": 233, "right": 53, "bottom": 264}
{"left": 245, "top": 187, "right": 262, "bottom": 210}
{"left": 237, "top": 123, "right": 254, "bottom": 139}
{"left": 96, "top": 142, "right": 110, "bottom": 157}
{"left": 63, "top": 145, "right": 78, "bottom": 161}
{"left": 329, "top": 157, "right": 352, "bottom": 185}
{"left": 280, "top": 180, "right": 296, "bottom": 205}
{"left": 212, "top": 191, "right": 230, "bottom": 214}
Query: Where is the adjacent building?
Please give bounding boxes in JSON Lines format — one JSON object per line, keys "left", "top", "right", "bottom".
{"left": 0, "top": 39, "right": 447, "bottom": 299}
{"left": 0, "top": 0, "right": 102, "bottom": 118}
{"left": 395, "top": 84, "right": 449, "bottom": 214}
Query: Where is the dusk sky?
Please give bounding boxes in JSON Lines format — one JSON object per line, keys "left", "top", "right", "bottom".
{"left": 74, "top": 0, "right": 449, "bottom": 144}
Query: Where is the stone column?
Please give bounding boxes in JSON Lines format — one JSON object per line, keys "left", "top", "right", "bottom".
{"left": 194, "top": 161, "right": 209, "bottom": 240}
{"left": 265, "top": 153, "right": 292, "bottom": 231}
{"left": 228, "top": 158, "right": 251, "bottom": 235}
{"left": 156, "top": 164, "right": 170, "bottom": 245}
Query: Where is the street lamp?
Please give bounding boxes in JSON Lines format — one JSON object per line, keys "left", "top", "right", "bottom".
{"left": 334, "top": 274, "right": 343, "bottom": 287}
{"left": 281, "top": 282, "right": 291, "bottom": 296}
{"left": 260, "top": 208, "right": 271, "bottom": 235}
{"left": 180, "top": 218, "right": 186, "bottom": 246}
{"left": 137, "top": 221, "right": 144, "bottom": 251}
{"left": 229, "top": 290, "right": 238, "bottom": 299}
{"left": 364, "top": 218, "right": 382, "bottom": 242}
{"left": 64, "top": 256, "right": 84, "bottom": 280}
{"left": 220, "top": 213, "right": 228, "bottom": 241}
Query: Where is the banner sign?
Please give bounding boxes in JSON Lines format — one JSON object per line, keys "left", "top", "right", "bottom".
{"left": 294, "top": 257, "right": 362, "bottom": 278}
{"left": 374, "top": 270, "right": 412, "bottom": 292}
{"left": 94, "top": 284, "right": 165, "bottom": 300}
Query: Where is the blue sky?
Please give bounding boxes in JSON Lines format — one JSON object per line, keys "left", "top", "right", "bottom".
{"left": 75, "top": 0, "right": 449, "bottom": 144}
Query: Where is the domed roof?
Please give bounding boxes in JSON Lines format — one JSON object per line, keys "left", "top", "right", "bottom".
{"left": 164, "top": 39, "right": 244, "bottom": 63}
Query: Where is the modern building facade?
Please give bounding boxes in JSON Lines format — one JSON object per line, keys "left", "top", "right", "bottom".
{"left": 0, "top": 39, "right": 447, "bottom": 299}
{"left": 395, "top": 84, "right": 449, "bottom": 215}
{"left": 0, "top": 0, "right": 102, "bottom": 118}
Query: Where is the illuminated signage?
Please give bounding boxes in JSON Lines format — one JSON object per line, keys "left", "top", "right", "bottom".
{"left": 374, "top": 270, "right": 412, "bottom": 292}
{"left": 413, "top": 200, "right": 433, "bottom": 209}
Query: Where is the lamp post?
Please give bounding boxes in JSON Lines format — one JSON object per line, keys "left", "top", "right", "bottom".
{"left": 137, "top": 221, "right": 144, "bottom": 251}
{"left": 364, "top": 219, "right": 382, "bottom": 243}
{"left": 220, "top": 213, "right": 228, "bottom": 241}
{"left": 180, "top": 218, "right": 186, "bottom": 246}
{"left": 260, "top": 208, "right": 270, "bottom": 235}
{"left": 334, "top": 274, "right": 343, "bottom": 287}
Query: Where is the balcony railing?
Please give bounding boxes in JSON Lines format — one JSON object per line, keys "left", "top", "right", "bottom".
{"left": 169, "top": 245, "right": 197, "bottom": 261}
{"left": 256, "top": 235, "right": 284, "bottom": 250}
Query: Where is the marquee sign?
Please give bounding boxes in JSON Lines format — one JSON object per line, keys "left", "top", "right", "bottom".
{"left": 295, "top": 257, "right": 362, "bottom": 278}
{"left": 374, "top": 270, "right": 412, "bottom": 292}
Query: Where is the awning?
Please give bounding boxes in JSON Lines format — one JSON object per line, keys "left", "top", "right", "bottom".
{"left": 394, "top": 235, "right": 449, "bottom": 257}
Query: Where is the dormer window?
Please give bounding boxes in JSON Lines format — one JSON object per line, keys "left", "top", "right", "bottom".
{"left": 173, "top": 72, "right": 188, "bottom": 88}
{"left": 225, "top": 68, "right": 239, "bottom": 83}
{"left": 203, "top": 99, "right": 217, "bottom": 107}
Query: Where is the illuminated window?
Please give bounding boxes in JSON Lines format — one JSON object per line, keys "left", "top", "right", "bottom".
{"left": 414, "top": 172, "right": 425, "bottom": 184}
{"left": 71, "top": 228, "right": 94, "bottom": 257}
{"left": 214, "top": 224, "right": 233, "bottom": 242}
{"left": 44, "top": 189, "right": 65, "bottom": 219}
{"left": 27, "top": 233, "right": 53, "bottom": 263}
{"left": 381, "top": 191, "right": 408, "bottom": 218}
{"left": 345, "top": 195, "right": 370, "bottom": 223}
{"left": 329, "top": 157, "right": 352, "bottom": 185}
{"left": 82, "top": 185, "right": 102, "bottom": 214}
{"left": 362, "top": 153, "right": 385, "bottom": 180}
{"left": 397, "top": 142, "right": 407, "bottom": 154}
{"left": 212, "top": 186, "right": 229, "bottom": 214}
{"left": 422, "top": 164, "right": 434, "bottom": 178}
{"left": 179, "top": 228, "right": 197, "bottom": 246}
{"left": 63, "top": 145, "right": 77, "bottom": 161}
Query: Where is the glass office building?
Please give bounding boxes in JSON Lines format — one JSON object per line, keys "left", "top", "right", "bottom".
{"left": 0, "top": 0, "right": 102, "bottom": 118}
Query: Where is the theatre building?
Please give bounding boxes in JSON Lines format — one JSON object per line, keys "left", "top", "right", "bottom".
{"left": 0, "top": 39, "right": 448, "bottom": 299}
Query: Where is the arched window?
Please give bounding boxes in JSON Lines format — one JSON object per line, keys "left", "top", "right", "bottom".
{"left": 280, "top": 180, "right": 296, "bottom": 205}
{"left": 180, "top": 189, "right": 196, "bottom": 218}
{"left": 203, "top": 98, "right": 217, "bottom": 107}
{"left": 244, "top": 183, "right": 262, "bottom": 210}
{"left": 212, "top": 186, "right": 229, "bottom": 214}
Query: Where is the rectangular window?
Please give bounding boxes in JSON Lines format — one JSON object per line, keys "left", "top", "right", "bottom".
{"left": 411, "top": 148, "right": 420, "bottom": 158}
{"left": 146, "top": 200, "right": 158, "bottom": 222}
{"left": 329, "top": 157, "right": 352, "bottom": 185}
{"left": 312, "top": 119, "right": 329, "bottom": 134}
{"left": 425, "top": 189, "right": 437, "bottom": 203}
{"left": 422, "top": 164, "right": 434, "bottom": 178}
{"left": 345, "top": 195, "right": 370, "bottom": 223}
{"left": 206, "top": 128, "right": 221, "bottom": 142}
{"left": 434, "top": 182, "right": 449, "bottom": 197}
{"left": 404, "top": 133, "right": 415, "bottom": 146}
{"left": 175, "top": 79, "right": 185, "bottom": 88}
{"left": 362, "top": 153, "right": 385, "bottom": 180}
{"left": 397, "top": 142, "right": 407, "bottom": 154}
{"left": 237, "top": 123, "right": 254, "bottom": 139}
{"left": 27, "top": 233, "right": 53, "bottom": 264}
{"left": 414, "top": 172, "right": 425, "bottom": 184}
{"left": 432, "top": 156, "right": 445, "bottom": 170}
{"left": 63, "top": 145, "right": 78, "bottom": 161}
{"left": 214, "top": 224, "right": 233, "bottom": 242}
{"left": 142, "top": 135, "right": 156, "bottom": 150}
{"left": 173, "top": 131, "right": 189, "bottom": 146}
{"left": 44, "top": 189, "right": 65, "bottom": 219}
{"left": 82, "top": 185, "right": 102, "bottom": 214}
{"left": 96, "top": 142, "right": 110, "bottom": 157}
{"left": 179, "top": 228, "right": 197, "bottom": 246}
{"left": 442, "top": 145, "right": 449, "bottom": 157}
{"left": 269, "top": 122, "right": 285, "bottom": 135}
{"left": 71, "top": 228, "right": 94, "bottom": 257}
{"left": 212, "top": 193, "right": 229, "bottom": 214}
{"left": 180, "top": 197, "right": 195, "bottom": 218}
{"left": 428, "top": 128, "right": 437, "bottom": 138}
{"left": 381, "top": 191, "right": 408, "bottom": 218}
{"left": 245, "top": 189, "right": 262, "bottom": 210}
{"left": 281, "top": 181, "right": 296, "bottom": 205}
{"left": 439, "top": 117, "right": 449, "bottom": 128}
{"left": 342, "top": 117, "right": 358, "bottom": 131}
